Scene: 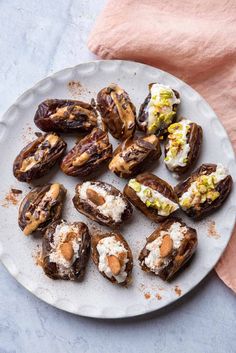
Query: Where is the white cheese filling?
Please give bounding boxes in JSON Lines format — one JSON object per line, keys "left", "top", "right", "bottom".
{"left": 179, "top": 164, "right": 228, "bottom": 209}
{"left": 147, "top": 83, "right": 180, "bottom": 131}
{"left": 79, "top": 182, "right": 127, "bottom": 222}
{"left": 49, "top": 222, "right": 81, "bottom": 275}
{"left": 97, "top": 236, "right": 128, "bottom": 283}
{"left": 165, "top": 119, "right": 191, "bottom": 170}
{"left": 144, "top": 222, "right": 188, "bottom": 274}
{"left": 128, "top": 179, "right": 179, "bottom": 216}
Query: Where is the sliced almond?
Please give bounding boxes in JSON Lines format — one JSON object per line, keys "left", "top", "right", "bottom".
{"left": 86, "top": 188, "right": 105, "bottom": 206}
{"left": 107, "top": 255, "right": 121, "bottom": 276}
{"left": 60, "top": 242, "right": 74, "bottom": 261}
{"left": 160, "top": 235, "right": 173, "bottom": 258}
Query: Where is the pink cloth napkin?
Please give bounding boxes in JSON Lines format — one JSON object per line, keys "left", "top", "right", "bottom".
{"left": 88, "top": 0, "right": 236, "bottom": 291}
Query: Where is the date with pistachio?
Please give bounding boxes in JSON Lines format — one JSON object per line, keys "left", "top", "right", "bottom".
{"left": 18, "top": 183, "right": 66, "bottom": 235}
{"left": 73, "top": 181, "right": 133, "bottom": 228}
{"left": 91, "top": 230, "right": 133, "bottom": 285}
{"left": 60, "top": 128, "right": 112, "bottom": 177}
{"left": 174, "top": 163, "right": 232, "bottom": 219}
{"left": 42, "top": 220, "right": 90, "bottom": 281}
{"left": 34, "top": 99, "right": 98, "bottom": 133}
{"left": 124, "top": 172, "right": 179, "bottom": 222}
{"left": 139, "top": 218, "right": 198, "bottom": 281}
{"left": 137, "top": 83, "right": 180, "bottom": 136}
{"left": 97, "top": 83, "right": 136, "bottom": 140}
{"left": 164, "top": 119, "right": 203, "bottom": 174}
{"left": 109, "top": 134, "right": 161, "bottom": 178}
{"left": 13, "top": 133, "right": 66, "bottom": 182}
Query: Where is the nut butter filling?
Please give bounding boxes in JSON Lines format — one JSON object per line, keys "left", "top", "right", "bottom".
{"left": 23, "top": 183, "right": 61, "bottom": 235}
{"left": 50, "top": 105, "right": 96, "bottom": 122}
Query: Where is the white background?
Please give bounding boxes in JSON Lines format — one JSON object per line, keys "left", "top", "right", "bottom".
{"left": 0, "top": 1, "right": 235, "bottom": 352}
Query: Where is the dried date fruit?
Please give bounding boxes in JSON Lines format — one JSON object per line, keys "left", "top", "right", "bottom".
{"left": 137, "top": 83, "right": 180, "bottom": 136}
{"left": 139, "top": 218, "right": 197, "bottom": 281}
{"left": 109, "top": 134, "right": 161, "bottom": 178}
{"left": 97, "top": 83, "right": 136, "bottom": 140}
{"left": 34, "top": 99, "right": 98, "bottom": 133}
{"left": 124, "top": 172, "right": 179, "bottom": 222}
{"left": 13, "top": 133, "right": 66, "bottom": 182}
{"left": 164, "top": 119, "right": 203, "bottom": 174}
{"left": 18, "top": 183, "right": 66, "bottom": 235}
{"left": 42, "top": 220, "right": 90, "bottom": 280}
{"left": 91, "top": 230, "right": 133, "bottom": 285}
{"left": 73, "top": 181, "right": 133, "bottom": 227}
{"left": 60, "top": 128, "right": 112, "bottom": 177}
{"left": 174, "top": 163, "right": 233, "bottom": 218}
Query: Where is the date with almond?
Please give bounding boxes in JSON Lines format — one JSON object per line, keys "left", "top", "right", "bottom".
{"left": 139, "top": 218, "right": 198, "bottom": 281}
{"left": 73, "top": 181, "right": 133, "bottom": 228}
{"left": 13, "top": 133, "right": 67, "bottom": 182}
{"left": 42, "top": 220, "right": 90, "bottom": 280}
{"left": 91, "top": 231, "right": 133, "bottom": 285}
{"left": 60, "top": 128, "right": 112, "bottom": 177}
{"left": 34, "top": 99, "right": 98, "bottom": 133}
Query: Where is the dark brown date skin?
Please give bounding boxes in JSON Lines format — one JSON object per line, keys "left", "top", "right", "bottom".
{"left": 137, "top": 83, "right": 180, "bottom": 137}
{"left": 109, "top": 134, "right": 161, "bottom": 178}
{"left": 97, "top": 83, "right": 136, "bottom": 140}
{"left": 139, "top": 218, "right": 198, "bottom": 281}
{"left": 42, "top": 220, "right": 90, "bottom": 281}
{"left": 60, "top": 128, "right": 113, "bottom": 177}
{"left": 73, "top": 181, "right": 133, "bottom": 228}
{"left": 34, "top": 99, "right": 98, "bottom": 133}
{"left": 174, "top": 164, "right": 233, "bottom": 219}
{"left": 13, "top": 133, "right": 66, "bottom": 183}
{"left": 18, "top": 183, "right": 66, "bottom": 235}
{"left": 164, "top": 120, "right": 203, "bottom": 174}
{"left": 124, "top": 172, "right": 178, "bottom": 222}
{"left": 91, "top": 231, "right": 133, "bottom": 286}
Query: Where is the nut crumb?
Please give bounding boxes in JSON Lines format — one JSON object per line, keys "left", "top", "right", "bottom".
{"left": 207, "top": 220, "right": 220, "bottom": 239}
{"left": 34, "top": 249, "right": 44, "bottom": 267}
{"left": 144, "top": 292, "right": 151, "bottom": 300}
{"left": 174, "top": 285, "right": 182, "bottom": 296}
{"left": 155, "top": 293, "right": 162, "bottom": 300}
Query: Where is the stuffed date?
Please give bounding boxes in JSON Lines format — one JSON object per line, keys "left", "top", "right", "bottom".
{"left": 139, "top": 218, "right": 197, "bottom": 281}
{"left": 18, "top": 183, "right": 66, "bottom": 235}
{"left": 109, "top": 134, "right": 161, "bottom": 178}
{"left": 73, "top": 181, "right": 133, "bottom": 227}
{"left": 164, "top": 119, "right": 203, "bottom": 174}
{"left": 124, "top": 172, "right": 179, "bottom": 222}
{"left": 42, "top": 220, "right": 90, "bottom": 280}
{"left": 13, "top": 133, "right": 66, "bottom": 182}
{"left": 34, "top": 99, "right": 98, "bottom": 133}
{"left": 60, "top": 128, "right": 112, "bottom": 177}
{"left": 137, "top": 83, "right": 180, "bottom": 136}
{"left": 174, "top": 163, "right": 233, "bottom": 218}
{"left": 91, "top": 230, "right": 133, "bottom": 285}
{"left": 97, "top": 83, "right": 136, "bottom": 140}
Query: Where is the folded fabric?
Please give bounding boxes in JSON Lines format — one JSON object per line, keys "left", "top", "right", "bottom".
{"left": 88, "top": 0, "right": 236, "bottom": 292}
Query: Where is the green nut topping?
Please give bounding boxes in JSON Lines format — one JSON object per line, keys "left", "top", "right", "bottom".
{"left": 128, "top": 179, "right": 141, "bottom": 192}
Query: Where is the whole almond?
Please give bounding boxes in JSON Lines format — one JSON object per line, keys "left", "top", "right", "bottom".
{"left": 107, "top": 255, "right": 121, "bottom": 276}
{"left": 60, "top": 242, "right": 74, "bottom": 261}
{"left": 86, "top": 188, "right": 105, "bottom": 206}
{"left": 160, "top": 235, "right": 173, "bottom": 258}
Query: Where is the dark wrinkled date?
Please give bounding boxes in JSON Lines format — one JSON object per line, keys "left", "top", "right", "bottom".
{"left": 109, "top": 134, "right": 161, "bottom": 178}
{"left": 60, "top": 128, "right": 113, "bottom": 177}
{"left": 34, "top": 99, "right": 98, "bottom": 133}
{"left": 18, "top": 183, "right": 66, "bottom": 235}
{"left": 97, "top": 84, "right": 136, "bottom": 140}
{"left": 13, "top": 132, "right": 67, "bottom": 182}
{"left": 73, "top": 181, "right": 133, "bottom": 228}
{"left": 42, "top": 220, "right": 90, "bottom": 281}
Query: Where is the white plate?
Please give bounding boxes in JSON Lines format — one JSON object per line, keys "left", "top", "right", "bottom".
{"left": 0, "top": 60, "right": 235, "bottom": 319}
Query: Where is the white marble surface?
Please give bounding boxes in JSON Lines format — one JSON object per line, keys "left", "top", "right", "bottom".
{"left": 0, "top": 1, "right": 236, "bottom": 352}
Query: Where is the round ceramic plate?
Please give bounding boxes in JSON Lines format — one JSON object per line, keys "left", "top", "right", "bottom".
{"left": 0, "top": 60, "right": 235, "bottom": 319}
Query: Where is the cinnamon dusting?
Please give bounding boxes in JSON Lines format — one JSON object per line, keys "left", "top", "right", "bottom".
{"left": 1, "top": 188, "right": 22, "bottom": 207}
{"left": 174, "top": 285, "right": 182, "bottom": 296}
{"left": 207, "top": 220, "right": 220, "bottom": 239}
